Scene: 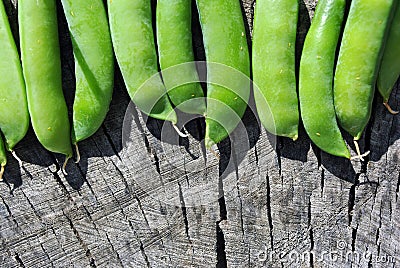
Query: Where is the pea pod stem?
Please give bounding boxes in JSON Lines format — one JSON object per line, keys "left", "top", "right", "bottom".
{"left": 0, "top": 165, "right": 4, "bottom": 181}
{"left": 172, "top": 124, "right": 189, "bottom": 138}
{"left": 62, "top": 156, "right": 71, "bottom": 176}
{"left": 0, "top": 136, "right": 6, "bottom": 181}
{"left": 74, "top": 144, "right": 81, "bottom": 164}
{"left": 350, "top": 140, "right": 370, "bottom": 161}
{"left": 383, "top": 102, "right": 399, "bottom": 114}
{"left": 11, "top": 151, "right": 22, "bottom": 167}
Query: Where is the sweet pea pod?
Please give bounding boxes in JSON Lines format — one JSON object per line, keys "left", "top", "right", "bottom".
{"left": 333, "top": 0, "right": 397, "bottom": 141}
{"left": 253, "top": 0, "right": 299, "bottom": 140}
{"left": 156, "top": 0, "right": 206, "bottom": 115}
{"left": 196, "top": 0, "right": 250, "bottom": 148}
{"left": 299, "top": 0, "right": 350, "bottom": 158}
{"left": 377, "top": 3, "right": 400, "bottom": 114}
{"left": 61, "top": 0, "right": 114, "bottom": 147}
{"left": 0, "top": 1, "right": 29, "bottom": 151}
{"left": 19, "top": 0, "right": 72, "bottom": 157}
{"left": 108, "top": 0, "right": 177, "bottom": 123}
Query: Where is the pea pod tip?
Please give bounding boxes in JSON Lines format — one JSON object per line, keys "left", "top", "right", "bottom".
{"left": 204, "top": 138, "right": 215, "bottom": 150}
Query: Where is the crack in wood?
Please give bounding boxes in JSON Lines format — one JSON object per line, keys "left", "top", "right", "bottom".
{"left": 265, "top": 175, "right": 274, "bottom": 250}
{"left": 216, "top": 157, "right": 228, "bottom": 267}
{"left": 348, "top": 175, "right": 359, "bottom": 226}
{"left": 101, "top": 125, "right": 122, "bottom": 162}
{"left": 127, "top": 104, "right": 153, "bottom": 157}
{"left": 376, "top": 205, "right": 383, "bottom": 254}
{"left": 396, "top": 172, "right": 400, "bottom": 202}
{"left": 320, "top": 168, "right": 325, "bottom": 198}
{"left": 64, "top": 212, "right": 97, "bottom": 267}
{"left": 178, "top": 182, "right": 193, "bottom": 250}
{"left": 125, "top": 217, "right": 152, "bottom": 267}
{"left": 39, "top": 243, "right": 54, "bottom": 268}
{"left": 106, "top": 158, "right": 152, "bottom": 229}
{"left": 105, "top": 232, "right": 125, "bottom": 267}
{"left": 276, "top": 138, "right": 282, "bottom": 178}
{"left": 231, "top": 143, "right": 245, "bottom": 237}
{"left": 216, "top": 221, "right": 227, "bottom": 268}
{"left": 351, "top": 225, "right": 358, "bottom": 252}
{"left": 138, "top": 238, "right": 151, "bottom": 268}
{"left": 20, "top": 188, "right": 41, "bottom": 220}
{"left": 14, "top": 252, "right": 25, "bottom": 268}
{"left": 0, "top": 195, "right": 18, "bottom": 227}
{"left": 308, "top": 198, "right": 314, "bottom": 268}
{"left": 74, "top": 163, "right": 97, "bottom": 199}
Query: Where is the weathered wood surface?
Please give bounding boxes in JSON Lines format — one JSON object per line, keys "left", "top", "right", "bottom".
{"left": 1, "top": 0, "right": 399, "bottom": 267}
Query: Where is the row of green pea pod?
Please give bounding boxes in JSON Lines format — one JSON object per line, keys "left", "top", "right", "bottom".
{"left": 0, "top": 0, "right": 399, "bottom": 179}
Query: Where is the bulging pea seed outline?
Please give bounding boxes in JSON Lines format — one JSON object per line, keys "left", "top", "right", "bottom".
{"left": 156, "top": 0, "right": 206, "bottom": 115}
{"left": 0, "top": 1, "right": 30, "bottom": 179}
{"left": 252, "top": 0, "right": 300, "bottom": 141}
{"left": 196, "top": 0, "right": 251, "bottom": 148}
{"left": 60, "top": 0, "right": 115, "bottom": 150}
{"left": 19, "top": 0, "right": 73, "bottom": 161}
{"left": 333, "top": 0, "right": 397, "bottom": 141}
{"left": 377, "top": 2, "right": 400, "bottom": 114}
{"left": 299, "top": 0, "right": 350, "bottom": 159}
{"left": 107, "top": 0, "right": 178, "bottom": 125}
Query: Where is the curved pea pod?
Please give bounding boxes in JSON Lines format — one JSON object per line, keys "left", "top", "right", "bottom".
{"left": 19, "top": 0, "right": 72, "bottom": 157}
{"left": 253, "top": 0, "right": 299, "bottom": 141}
{"left": 156, "top": 0, "right": 206, "bottom": 115}
{"left": 61, "top": 0, "right": 114, "bottom": 144}
{"left": 299, "top": 0, "right": 350, "bottom": 158}
{"left": 377, "top": 3, "right": 400, "bottom": 113}
{"left": 333, "top": 0, "right": 397, "bottom": 140}
{"left": 108, "top": 0, "right": 177, "bottom": 123}
{"left": 196, "top": 0, "right": 250, "bottom": 148}
{"left": 0, "top": 1, "right": 29, "bottom": 151}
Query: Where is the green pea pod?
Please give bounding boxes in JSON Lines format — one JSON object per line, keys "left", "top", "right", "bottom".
{"left": 377, "top": 2, "right": 400, "bottom": 113}
{"left": 253, "top": 0, "right": 299, "bottom": 141}
{"left": 19, "top": 0, "right": 72, "bottom": 157}
{"left": 0, "top": 135, "right": 6, "bottom": 180}
{"left": 196, "top": 0, "right": 250, "bottom": 148}
{"left": 156, "top": 0, "right": 206, "bottom": 115}
{"left": 61, "top": 0, "right": 114, "bottom": 145}
{"left": 108, "top": 0, "right": 177, "bottom": 123}
{"left": 299, "top": 0, "right": 350, "bottom": 158}
{"left": 334, "top": 0, "right": 397, "bottom": 140}
{"left": 0, "top": 1, "right": 29, "bottom": 151}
